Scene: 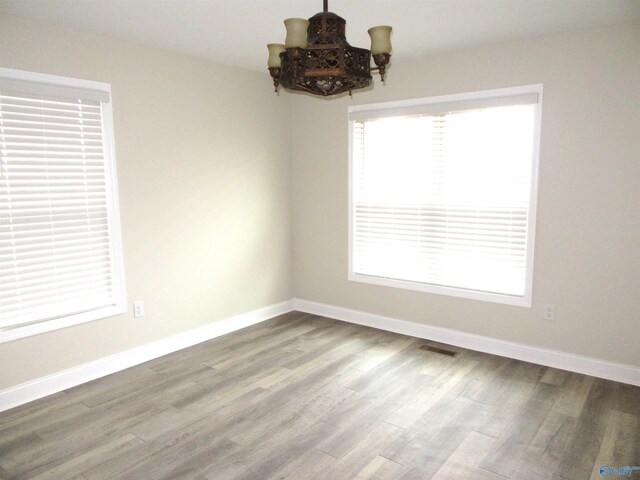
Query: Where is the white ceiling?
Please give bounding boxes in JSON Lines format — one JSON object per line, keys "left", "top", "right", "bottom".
{"left": 1, "top": 0, "right": 639, "bottom": 73}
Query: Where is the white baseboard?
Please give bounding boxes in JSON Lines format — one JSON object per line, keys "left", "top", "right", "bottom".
{"left": 0, "top": 300, "right": 294, "bottom": 413}
{"left": 292, "top": 298, "right": 640, "bottom": 387}
{"left": 3, "top": 296, "right": 638, "bottom": 413}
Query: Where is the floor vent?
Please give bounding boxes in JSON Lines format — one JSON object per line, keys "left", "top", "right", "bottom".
{"left": 420, "top": 345, "right": 460, "bottom": 357}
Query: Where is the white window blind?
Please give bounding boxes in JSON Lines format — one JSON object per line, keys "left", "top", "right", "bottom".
{"left": 349, "top": 86, "right": 541, "bottom": 306}
{"left": 0, "top": 69, "right": 124, "bottom": 341}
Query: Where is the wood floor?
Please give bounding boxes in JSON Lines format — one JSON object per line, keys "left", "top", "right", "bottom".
{"left": 1, "top": 312, "right": 639, "bottom": 480}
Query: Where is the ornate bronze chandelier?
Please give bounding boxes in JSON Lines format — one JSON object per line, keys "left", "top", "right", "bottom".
{"left": 267, "top": 0, "right": 392, "bottom": 97}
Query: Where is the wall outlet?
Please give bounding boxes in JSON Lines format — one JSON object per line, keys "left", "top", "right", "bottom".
{"left": 133, "top": 300, "right": 145, "bottom": 318}
{"left": 543, "top": 304, "right": 555, "bottom": 321}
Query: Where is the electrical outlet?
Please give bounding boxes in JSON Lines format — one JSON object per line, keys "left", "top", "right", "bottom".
{"left": 543, "top": 304, "right": 555, "bottom": 321}
{"left": 133, "top": 300, "right": 144, "bottom": 318}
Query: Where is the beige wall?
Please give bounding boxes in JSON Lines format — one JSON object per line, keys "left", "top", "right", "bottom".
{"left": 292, "top": 23, "right": 640, "bottom": 367}
{"left": 0, "top": 14, "right": 292, "bottom": 389}
{"left": 1, "top": 14, "right": 639, "bottom": 392}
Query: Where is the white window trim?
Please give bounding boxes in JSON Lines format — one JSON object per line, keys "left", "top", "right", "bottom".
{"left": 347, "top": 85, "right": 543, "bottom": 308}
{"left": 0, "top": 68, "right": 126, "bottom": 343}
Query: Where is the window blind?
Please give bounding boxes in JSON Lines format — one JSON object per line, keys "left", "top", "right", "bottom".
{"left": 0, "top": 72, "right": 123, "bottom": 335}
{"left": 351, "top": 96, "right": 539, "bottom": 300}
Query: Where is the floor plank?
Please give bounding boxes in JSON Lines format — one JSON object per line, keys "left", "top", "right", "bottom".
{"left": 1, "top": 312, "right": 639, "bottom": 480}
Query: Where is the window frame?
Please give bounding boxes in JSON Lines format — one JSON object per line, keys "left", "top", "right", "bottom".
{"left": 0, "top": 68, "right": 126, "bottom": 343}
{"left": 347, "top": 85, "right": 543, "bottom": 308}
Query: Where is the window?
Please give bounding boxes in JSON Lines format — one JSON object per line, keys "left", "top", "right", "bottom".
{"left": 0, "top": 68, "right": 125, "bottom": 342}
{"left": 348, "top": 85, "right": 542, "bottom": 306}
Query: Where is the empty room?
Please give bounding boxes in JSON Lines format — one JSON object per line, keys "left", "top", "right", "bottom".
{"left": 1, "top": 0, "right": 639, "bottom": 479}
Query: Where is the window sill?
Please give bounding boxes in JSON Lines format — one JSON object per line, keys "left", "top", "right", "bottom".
{"left": 0, "top": 305, "right": 126, "bottom": 344}
{"left": 349, "top": 272, "right": 531, "bottom": 308}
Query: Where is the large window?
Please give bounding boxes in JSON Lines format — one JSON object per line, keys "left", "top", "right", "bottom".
{"left": 0, "top": 68, "right": 125, "bottom": 342}
{"left": 349, "top": 86, "right": 542, "bottom": 306}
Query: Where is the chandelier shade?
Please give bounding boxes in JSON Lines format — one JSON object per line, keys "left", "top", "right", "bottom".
{"left": 368, "top": 26, "right": 393, "bottom": 55}
{"left": 267, "top": 44, "right": 286, "bottom": 68}
{"left": 267, "top": 0, "right": 392, "bottom": 97}
{"left": 284, "top": 18, "right": 310, "bottom": 48}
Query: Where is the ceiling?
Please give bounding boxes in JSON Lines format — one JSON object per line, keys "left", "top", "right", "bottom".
{"left": 1, "top": 0, "right": 639, "bottom": 73}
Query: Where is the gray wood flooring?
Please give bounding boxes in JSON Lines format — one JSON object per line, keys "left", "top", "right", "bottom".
{"left": 1, "top": 312, "right": 639, "bottom": 479}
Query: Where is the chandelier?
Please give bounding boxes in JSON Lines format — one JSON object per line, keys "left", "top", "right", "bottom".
{"left": 266, "top": 0, "right": 392, "bottom": 97}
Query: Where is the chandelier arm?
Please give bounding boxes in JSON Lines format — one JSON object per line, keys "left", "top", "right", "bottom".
{"left": 372, "top": 52, "right": 391, "bottom": 81}
{"left": 268, "top": 67, "right": 281, "bottom": 93}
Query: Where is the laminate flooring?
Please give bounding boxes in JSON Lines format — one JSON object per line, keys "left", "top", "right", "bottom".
{"left": 1, "top": 312, "right": 639, "bottom": 479}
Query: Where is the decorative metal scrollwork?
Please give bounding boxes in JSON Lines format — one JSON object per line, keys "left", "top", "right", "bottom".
{"left": 272, "top": 2, "right": 389, "bottom": 96}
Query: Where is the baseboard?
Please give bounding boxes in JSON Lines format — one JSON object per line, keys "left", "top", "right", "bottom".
{"left": 0, "top": 300, "right": 294, "bottom": 413}
{"left": 292, "top": 298, "right": 640, "bottom": 387}
{"left": 3, "top": 297, "right": 638, "bottom": 413}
